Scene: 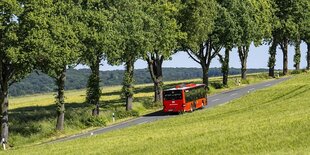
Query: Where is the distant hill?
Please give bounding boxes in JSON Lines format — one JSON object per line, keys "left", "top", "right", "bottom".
{"left": 10, "top": 67, "right": 268, "bottom": 96}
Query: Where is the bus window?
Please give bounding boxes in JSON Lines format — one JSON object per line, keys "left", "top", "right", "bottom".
{"left": 185, "top": 86, "right": 206, "bottom": 102}
{"left": 164, "top": 90, "right": 182, "bottom": 100}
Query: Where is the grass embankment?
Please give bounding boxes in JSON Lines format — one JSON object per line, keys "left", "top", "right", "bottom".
{"left": 8, "top": 73, "right": 270, "bottom": 148}
{"left": 6, "top": 72, "right": 310, "bottom": 154}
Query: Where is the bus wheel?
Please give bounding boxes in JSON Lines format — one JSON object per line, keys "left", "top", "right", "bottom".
{"left": 201, "top": 101, "right": 205, "bottom": 109}
{"left": 190, "top": 102, "right": 196, "bottom": 112}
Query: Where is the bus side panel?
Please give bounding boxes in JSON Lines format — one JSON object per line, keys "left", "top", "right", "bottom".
{"left": 184, "top": 98, "right": 206, "bottom": 111}
{"left": 196, "top": 98, "right": 206, "bottom": 108}
{"left": 183, "top": 101, "right": 192, "bottom": 112}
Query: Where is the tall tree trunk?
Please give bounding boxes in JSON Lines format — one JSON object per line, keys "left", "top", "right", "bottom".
{"left": 186, "top": 40, "right": 219, "bottom": 91}
{"left": 146, "top": 53, "right": 164, "bottom": 104}
{"left": 55, "top": 66, "right": 66, "bottom": 131}
{"left": 123, "top": 59, "right": 135, "bottom": 111}
{"left": 307, "top": 42, "right": 310, "bottom": 70}
{"left": 280, "top": 38, "right": 289, "bottom": 75}
{"left": 222, "top": 48, "right": 230, "bottom": 86}
{"left": 238, "top": 46, "right": 249, "bottom": 80}
{"left": 87, "top": 56, "right": 101, "bottom": 116}
{"left": 0, "top": 79, "right": 9, "bottom": 145}
{"left": 294, "top": 40, "right": 301, "bottom": 70}
{"left": 202, "top": 63, "right": 209, "bottom": 88}
{"left": 268, "top": 39, "right": 277, "bottom": 77}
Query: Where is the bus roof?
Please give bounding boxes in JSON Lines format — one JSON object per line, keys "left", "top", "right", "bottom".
{"left": 165, "top": 84, "right": 205, "bottom": 91}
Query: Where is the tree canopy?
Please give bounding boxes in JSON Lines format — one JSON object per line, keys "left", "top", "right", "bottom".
{"left": 143, "top": 0, "right": 185, "bottom": 103}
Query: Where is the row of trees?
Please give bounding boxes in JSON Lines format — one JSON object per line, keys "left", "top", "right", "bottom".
{"left": 1, "top": 0, "right": 309, "bottom": 146}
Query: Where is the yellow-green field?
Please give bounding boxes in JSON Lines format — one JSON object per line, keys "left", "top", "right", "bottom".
{"left": 10, "top": 73, "right": 268, "bottom": 110}
{"left": 6, "top": 73, "right": 270, "bottom": 148}
{"left": 5, "top": 72, "right": 310, "bottom": 154}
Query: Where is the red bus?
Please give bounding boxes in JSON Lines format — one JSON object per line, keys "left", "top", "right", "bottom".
{"left": 163, "top": 83, "right": 207, "bottom": 113}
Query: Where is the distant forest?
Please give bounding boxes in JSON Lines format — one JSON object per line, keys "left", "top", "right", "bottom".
{"left": 10, "top": 67, "right": 268, "bottom": 96}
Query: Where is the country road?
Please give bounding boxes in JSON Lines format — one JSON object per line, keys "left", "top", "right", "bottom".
{"left": 48, "top": 77, "right": 290, "bottom": 144}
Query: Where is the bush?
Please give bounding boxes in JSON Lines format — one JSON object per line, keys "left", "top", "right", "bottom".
{"left": 291, "top": 69, "right": 308, "bottom": 75}
{"left": 241, "top": 79, "right": 250, "bottom": 84}
{"left": 142, "top": 98, "right": 162, "bottom": 109}
{"left": 114, "top": 110, "right": 139, "bottom": 119}
{"left": 66, "top": 108, "right": 107, "bottom": 128}
{"left": 291, "top": 70, "right": 303, "bottom": 75}
{"left": 81, "top": 116, "right": 107, "bottom": 127}
{"left": 210, "top": 82, "right": 225, "bottom": 89}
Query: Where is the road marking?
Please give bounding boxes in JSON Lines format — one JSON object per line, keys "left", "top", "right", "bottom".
{"left": 249, "top": 88, "right": 255, "bottom": 91}
{"left": 212, "top": 99, "right": 220, "bottom": 102}
{"left": 138, "top": 121, "right": 148, "bottom": 125}
{"left": 219, "top": 102, "right": 228, "bottom": 106}
{"left": 230, "top": 93, "right": 238, "bottom": 96}
{"left": 265, "top": 84, "right": 272, "bottom": 87}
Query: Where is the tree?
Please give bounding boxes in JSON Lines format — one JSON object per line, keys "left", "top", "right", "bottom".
{"left": 178, "top": 0, "right": 219, "bottom": 88}
{"left": 268, "top": 36, "right": 278, "bottom": 77}
{"left": 0, "top": 0, "right": 36, "bottom": 146}
{"left": 308, "top": 43, "right": 310, "bottom": 70}
{"left": 111, "top": 0, "right": 150, "bottom": 111}
{"left": 307, "top": 41, "right": 310, "bottom": 70}
{"left": 231, "top": 0, "right": 272, "bottom": 80}
{"left": 272, "top": 0, "right": 305, "bottom": 75}
{"left": 215, "top": 1, "right": 238, "bottom": 86}
{"left": 143, "top": 0, "right": 184, "bottom": 103}
{"left": 293, "top": 39, "right": 301, "bottom": 70}
{"left": 298, "top": 0, "right": 310, "bottom": 70}
{"left": 293, "top": 0, "right": 309, "bottom": 71}
{"left": 75, "top": 1, "right": 119, "bottom": 116}
{"left": 22, "top": 0, "right": 80, "bottom": 130}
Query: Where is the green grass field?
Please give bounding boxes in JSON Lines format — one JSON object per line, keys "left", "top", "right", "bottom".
{"left": 5, "top": 72, "right": 310, "bottom": 154}
{"left": 6, "top": 73, "right": 271, "bottom": 148}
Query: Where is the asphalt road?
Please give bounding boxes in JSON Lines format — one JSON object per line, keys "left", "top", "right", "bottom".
{"left": 49, "top": 77, "right": 290, "bottom": 144}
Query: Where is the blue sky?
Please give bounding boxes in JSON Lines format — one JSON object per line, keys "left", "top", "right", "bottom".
{"left": 77, "top": 43, "right": 308, "bottom": 71}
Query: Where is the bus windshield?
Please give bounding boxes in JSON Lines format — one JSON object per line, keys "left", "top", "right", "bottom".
{"left": 164, "top": 90, "right": 182, "bottom": 100}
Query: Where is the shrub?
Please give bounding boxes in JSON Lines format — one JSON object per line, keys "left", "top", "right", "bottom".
{"left": 114, "top": 110, "right": 139, "bottom": 119}
{"left": 291, "top": 70, "right": 303, "bottom": 75}
{"left": 66, "top": 108, "right": 107, "bottom": 128}
{"left": 142, "top": 98, "right": 162, "bottom": 109}
{"left": 241, "top": 79, "right": 250, "bottom": 84}
{"left": 210, "top": 82, "right": 225, "bottom": 89}
{"left": 81, "top": 116, "right": 107, "bottom": 127}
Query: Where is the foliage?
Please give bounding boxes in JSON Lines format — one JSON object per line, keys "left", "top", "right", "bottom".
{"left": 143, "top": 0, "right": 185, "bottom": 103}
{"left": 272, "top": 0, "right": 309, "bottom": 74}
{"left": 80, "top": 115, "right": 107, "bottom": 127}
{"left": 114, "top": 110, "right": 139, "bottom": 119}
{"left": 121, "top": 68, "right": 135, "bottom": 99}
{"left": 230, "top": 0, "right": 272, "bottom": 79}
{"left": 178, "top": 0, "right": 218, "bottom": 52}
{"left": 141, "top": 98, "right": 162, "bottom": 109}
{"left": 109, "top": 0, "right": 156, "bottom": 110}
{"left": 143, "top": 0, "right": 184, "bottom": 58}
{"left": 22, "top": 0, "right": 80, "bottom": 77}
{"left": 0, "top": 0, "right": 37, "bottom": 145}
{"left": 75, "top": 0, "right": 119, "bottom": 66}
{"left": 73, "top": 0, "right": 121, "bottom": 114}
{"left": 86, "top": 73, "right": 101, "bottom": 107}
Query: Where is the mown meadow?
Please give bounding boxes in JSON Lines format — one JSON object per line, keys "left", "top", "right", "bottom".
{"left": 5, "top": 72, "right": 310, "bottom": 154}
{"left": 6, "top": 73, "right": 270, "bottom": 148}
